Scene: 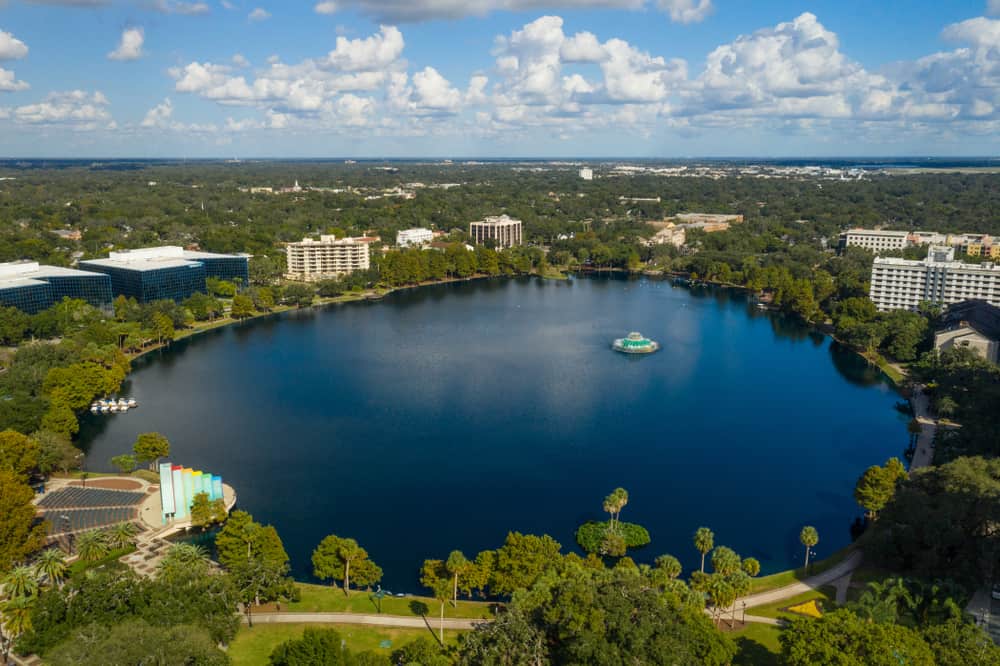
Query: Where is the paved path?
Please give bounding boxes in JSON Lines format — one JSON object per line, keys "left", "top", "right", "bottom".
{"left": 741, "top": 550, "right": 864, "bottom": 609}
{"left": 244, "top": 612, "right": 485, "bottom": 630}
{"left": 909, "top": 387, "right": 937, "bottom": 471}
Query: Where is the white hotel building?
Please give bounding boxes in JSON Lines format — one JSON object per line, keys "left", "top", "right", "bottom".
{"left": 870, "top": 246, "right": 1000, "bottom": 311}
{"left": 285, "top": 235, "right": 370, "bottom": 281}
{"left": 396, "top": 228, "right": 434, "bottom": 247}
{"left": 469, "top": 215, "right": 523, "bottom": 249}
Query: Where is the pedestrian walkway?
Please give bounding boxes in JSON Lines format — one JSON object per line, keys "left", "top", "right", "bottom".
{"left": 909, "top": 387, "right": 937, "bottom": 471}
{"left": 245, "top": 612, "right": 484, "bottom": 630}
{"left": 741, "top": 551, "right": 864, "bottom": 609}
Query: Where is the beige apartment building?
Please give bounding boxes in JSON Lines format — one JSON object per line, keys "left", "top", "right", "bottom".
{"left": 469, "top": 215, "right": 523, "bottom": 249}
{"left": 870, "top": 247, "right": 1000, "bottom": 311}
{"left": 285, "top": 235, "right": 370, "bottom": 281}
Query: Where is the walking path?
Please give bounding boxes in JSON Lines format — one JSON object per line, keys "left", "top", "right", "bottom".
{"left": 909, "top": 387, "right": 938, "bottom": 471}
{"left": 740, "top": 550, "right": 864, "bottom": 609}
{"left": 244, "top": 612, "right": 485, "bottom": 630}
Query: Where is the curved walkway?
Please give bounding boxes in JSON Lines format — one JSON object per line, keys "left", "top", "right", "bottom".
{"left": 244, "top": 612, "right": 485, "bottom": 630}
{"left": 741, "top": 550, "right": 864, "bottom": 609}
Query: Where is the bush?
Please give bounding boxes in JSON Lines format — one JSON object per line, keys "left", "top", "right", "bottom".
{"left": 575, "top": 521, "right": 651, "bottom": 555}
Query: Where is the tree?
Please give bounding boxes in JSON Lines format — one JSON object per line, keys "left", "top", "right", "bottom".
{"left": 269, "top": 627, "right": 357, "bottom": 666}
{"left": 215, "top": 511, "right": 290, "bottom": 615}
{"left": 694, "top": 527, "right": 714, "bottom": 573}
{"left": 742, "top": 557, "right": 761, "bottom": 578}
{"left": 1, "top": 595, "right": 34, "bottom": 662}
{"left": 0, "top": 430, "right": 40, "bottom": 480}
{"left": 230, "top": 293, "right": 254, "bottom": 320}
{"left": 311, "top": 534, "right": 382, "bottom": 596}
{"left": 132, "top": 432, "right": 170, "bottom": 471}
{"left": 800, "top": 526, "right": 819, "bottom": 569}
{"left": 33, "top": 431, "right": 81, "bottom": 476}
{"left": 40, "top": 401, "right": 78, "bottom": 438}
{"left": 446, "top": 550, "right": 469, "bottom": 607}
{"left": 654, "top": 554, "right": 683, "bottom": 581}
{"left": 33, "top": 549, "right": 67, "bottom": 588}
{"left": 106, "top": 522, "right": 138, "bottom": 551}
{"left": 490, "top": 532, "right": 562, "bottom": 596}
{"left": 110, "top": 454, "right": 136, "bottom": 475}
{"left": 157, "top": 544, "right": 210, "bottom": 580}
{"left": 854, "top": 458, "right": 907, "bottom": 520}
{"left": 189, "top": 492, "right": 223, "bottom": 528}
{"left": 151, "top": 312, "right": 175, "bottom": 347}
{"left": 923, "top": 618, "right": 1000, "bottom": 666}
{"left": 602, "top": 487, "right": 628, "bottom": 531}
{"left": 74, "top": 530, "right": 109, "bottom": 562}
{"left": 421, "top": 559, "right": 452, "bottom": 643}
{"left": 282, "top": 283, "right": 315, "bottom": 308}
{"left": 3, "top": 566, "right": 39, "bottom": 600}
{"left": 780, "top": 609, "right": 935, "bottom": 666}
{"left": 46, "top": 620, "right": 228, "bottom": 666}
{"left": 391, "top": 637, "right": 452, "bottom": 666}
{"left": 0, "top": 471, "right": 47, "bottom": 571}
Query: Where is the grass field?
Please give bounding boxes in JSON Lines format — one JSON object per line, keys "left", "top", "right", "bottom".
{"left": 228, "top": 624, "right": 462, "bottom": 666}
{"left": 749, "top": 546, "right": 855, "bottom": 594}
{"left": 730, "top": 623, "right": 782, "bottom": 666}
{"left": 289, "top": 583, "right": 494, "bottom": 620}
{"left": 748, "top": 586, "right": 837, "bottom": 620}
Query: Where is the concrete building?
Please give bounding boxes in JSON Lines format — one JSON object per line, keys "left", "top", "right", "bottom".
{"left": 647, "top": 224, "right": 686, "bottom": 247}
{"left": 285, "top": 235, "right": 371, "bottom": 281}
{"left": 870, "top": 246, "right": 1000, "bottom": 311}
{"left": 579, "top": 168, "right": 593, "bottom": 180}
{"left": 80, "top": 246, "right": 249, "bottom": 303}
{"left": 396, "top": 228, "right": 434, "bottom": 247}
{"left": 674, "top": 213, "right": 744, "bottom": 226}
{"left": 469, "top": 215, "right": 523, "bottom": 249}
{"left": 934, "top": 300, "right": 1000, "bottom": 364}
{"left": 841, "top": 228, "right": 1000, "bottom": 257}
{"left": 0, "top": 261, "right": 113, "bottom": 314}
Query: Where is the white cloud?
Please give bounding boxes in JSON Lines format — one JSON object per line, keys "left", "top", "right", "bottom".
{"left": 13, "top": 90, "right": 111, "bottom": 129}
{"left": 141, "top": 97, "right": 173, "bottom": 127}
{"left": 657, "top": 0, "right": 712, "bottom": 25}
{"left": 0, "top": 30, "right": 29, "bottom": 60}
{"left": 108, "top": 27, "right": 145, "bottom": 61}
{"left": 314, "top": 1, "right": 337, "bottom": 14}
{"left": 232, "top": 53, "right": 250, "bottom": 67}
{"left": 221, "top": 0, "right": 235, "bottom": 8}
{"left": 248, "top": 7, "right": 270, "bottom": 20}
{"left": 323, "top": 25, "right": 404, "bottom": 71}
{"left": 560, "top": 31, "right": 606, "bottom": 63}
{"left": 0, "top": 68, "right": 29, "bottom": 92}
{"left": 152, "top": 0, "right": 210, "bottom": 14}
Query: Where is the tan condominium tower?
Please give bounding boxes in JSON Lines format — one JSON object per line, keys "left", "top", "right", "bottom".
{"left": 285, "top": 235, "right": 370, "bottom": 281}
{"left": 469, "top": 215, "right": 523, "bottom": 249}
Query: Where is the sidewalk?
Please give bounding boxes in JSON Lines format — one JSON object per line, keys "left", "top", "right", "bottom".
{"left": 741, "top": 551, "right": 864, "bottom": 609}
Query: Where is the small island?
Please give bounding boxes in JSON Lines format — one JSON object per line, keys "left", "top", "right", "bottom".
{"left": 613, "top": 331, "right": 660, "bottom": 354}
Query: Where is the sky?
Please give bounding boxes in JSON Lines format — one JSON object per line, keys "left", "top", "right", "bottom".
{"left": 0, "top": 0, "right": 998, "bottom": 157}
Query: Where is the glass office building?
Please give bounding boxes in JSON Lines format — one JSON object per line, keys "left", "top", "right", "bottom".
{"left": 0, "top": 262, "right": 113, "bottom": 314}
{"left": 79, "top": 246, "right": 249, "bottom": 303}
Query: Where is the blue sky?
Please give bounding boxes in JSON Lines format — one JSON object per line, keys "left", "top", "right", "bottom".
{"left": 0, "top": 0, "right": 997, "bottom": 157}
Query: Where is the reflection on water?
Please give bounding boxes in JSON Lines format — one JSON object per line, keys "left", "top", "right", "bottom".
{"left": 78, "top": 275, "right": 903, "bottom": 589}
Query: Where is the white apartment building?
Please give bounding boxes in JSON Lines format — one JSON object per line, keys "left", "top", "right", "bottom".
{"left": 285, "top": 235, "right": 370, "bottom": 281}
{"left": 842, "top": 229, "right": 912, "bottom": 252}
{"left": 842, "top": 228, "right": 998, "bottom": 256}
{"left": 579, "top": 168, "right": 594, "bottom": 180}
{"left": 870, "top": 246, "right": 1000, "bottom": 311}
{"left": 469, "top": 215, "right": 523, "bottom": 249}
{"left": 396, "top": 228, "right": 434, "bottom": 247}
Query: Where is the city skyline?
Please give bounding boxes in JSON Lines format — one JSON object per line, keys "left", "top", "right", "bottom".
{"left": 0, "top": 1, "right": 998, "bottom": 157}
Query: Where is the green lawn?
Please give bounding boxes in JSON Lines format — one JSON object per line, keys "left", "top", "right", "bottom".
{"left": 289, "top": 583, "right": 494, "bottom": 620}
{"left": 749, "top": 546, "right": 854, "bottom": 594}
{"left": 730, "top": 623, "right": 782, "bottom": 666}
{"left": 749, "top": 586, "right": 837, "bottom": 620}
{"left": 228, "top": 624, "right": 463, "bottom": 666}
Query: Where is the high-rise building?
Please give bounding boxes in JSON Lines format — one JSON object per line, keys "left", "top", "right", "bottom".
{"left": 579, "top": 168, "right": 593, "bottom": 180}
{"left": 870, "top": 246, "right": 1000, "bottom": 311}
{"left": 0, "top": 261, "right": 113, "bottom": 314}
{"left": 469, "top": 215, "right": 523, "bottom": 249}
{"left": 285, "top": 235, "right": 371, "bottom": 281}
{"left": 79, "top": 246, "right": 249, "bottom": 303}
{"left": 396, "top": 228, "right": 434, "bottom": 247}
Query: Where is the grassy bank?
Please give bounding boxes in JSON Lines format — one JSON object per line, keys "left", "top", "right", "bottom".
{"left": 748, "top": 586, "right": 837, "bottom": 620}
{"left": 749, "top": 546, "right": 855, "bottom": 594}
{"left": 228, "top": 624, "right": 463, "bottom": 666}
{"left": 731, "top": 623, "right": 782, "bottom": 665}
{"left": 289, "top": 583, "right": 494, "bottom": 620}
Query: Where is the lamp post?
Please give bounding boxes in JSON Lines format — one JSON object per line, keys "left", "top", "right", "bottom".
{"left": 741, "top": 601, "right": 746, "bottom": 623}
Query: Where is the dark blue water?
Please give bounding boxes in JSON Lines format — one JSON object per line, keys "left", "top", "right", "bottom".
{"left": 80, "top": 276, "right": 905, "bottom": 591}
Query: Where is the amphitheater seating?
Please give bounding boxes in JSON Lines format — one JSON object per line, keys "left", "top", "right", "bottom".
{"left": 37, "top": 487, "right": 146, "bottom": 509}
{"left": 42, "top": 507, "right": 140, "bottom": 535}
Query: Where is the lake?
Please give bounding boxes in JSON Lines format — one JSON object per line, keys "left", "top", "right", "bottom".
{"left": 79, "top": 275, "right": 906, "bottom": 591}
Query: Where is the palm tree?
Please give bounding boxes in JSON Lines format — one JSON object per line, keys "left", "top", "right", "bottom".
{"left": 338, "top": 539, "right": 363, "bottom": 597}
{"left": 34, "top": 549, "right": 67, "bottom": 588}
{"left": 2, "top": 566, "right": 39, "bottom": 600}
{"left": 0, "top": 596, "right": 34, "bottom": 654}
{"left": 158, "top": 543, "right": 210, "bottom": 579}
{"left": 694, "top": 527, "right": 714, "bottom": 573}
{"left": 75, "top": 529, "right": 109, "bottom": 562}
{"left": 106, "top": 522, "right": 138, "bottom": 551}
{"left": 446, "top": 550, "right": 468, "bottom": 607}
{"left": 602, "top": 487, "right": 629, "bottom": 531}
{"left": 800, "top": 526, "right": 819, "bottom": 570}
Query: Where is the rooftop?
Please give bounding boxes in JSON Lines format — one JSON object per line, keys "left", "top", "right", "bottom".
{"left": 939, "top": 300, "right": 1000, "bottom": 340}
{"left": 0, "top": 260, "right": 109, "bottom": 287}
{"left": 474, "top": 214, "right": 522, "bottom": 226}
{"left": 80, "top": 246, "right": 245, "bottom": 272}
